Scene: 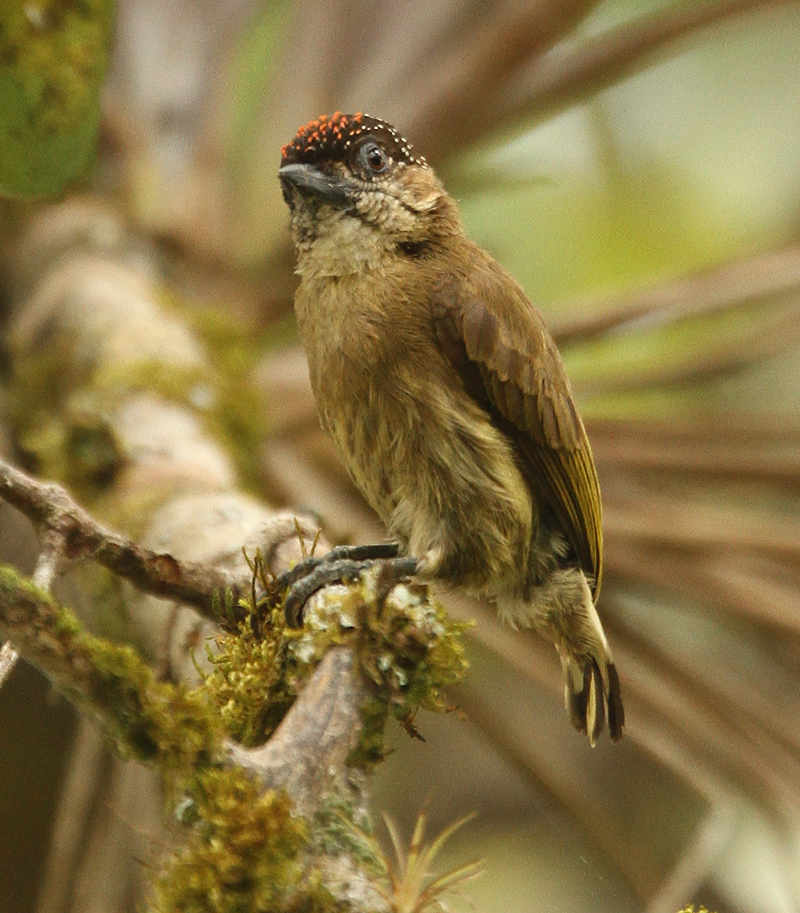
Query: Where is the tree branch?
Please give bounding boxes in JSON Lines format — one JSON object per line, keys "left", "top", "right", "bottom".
{"left": 0, "top": 458, "right": 245, "bottom": 626}
{"left": 227, "top": 646, "right": 367, "bottom": 815}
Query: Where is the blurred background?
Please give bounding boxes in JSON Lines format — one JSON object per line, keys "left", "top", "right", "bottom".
{"left": 2, "top": 1, "right": 800, "bottom": 911}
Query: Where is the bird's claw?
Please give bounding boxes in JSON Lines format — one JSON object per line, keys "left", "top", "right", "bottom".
{"left": 275, "top": 543, "right": 417, "bottom": 627}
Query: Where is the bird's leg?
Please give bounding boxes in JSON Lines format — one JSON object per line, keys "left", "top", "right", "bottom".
{"left": 276, "top": 543, "right": 418, "bottom": 627}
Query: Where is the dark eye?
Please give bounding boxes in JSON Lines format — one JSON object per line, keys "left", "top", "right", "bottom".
{"left": 359, "top": 141, "right": 389, "bottom": 175}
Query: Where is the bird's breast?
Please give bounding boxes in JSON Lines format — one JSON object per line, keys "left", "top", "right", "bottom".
{"left": 295, "top": 277, "right": 535, "bottom": 590}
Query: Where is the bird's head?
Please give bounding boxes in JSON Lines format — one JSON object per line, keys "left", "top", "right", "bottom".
{"left": 279, "top": 112, "right": 457, "bottom": 273}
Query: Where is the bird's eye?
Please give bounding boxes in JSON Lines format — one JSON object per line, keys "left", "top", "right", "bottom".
{"left": 359, "top": 141, "right": 389, "bottom": 175}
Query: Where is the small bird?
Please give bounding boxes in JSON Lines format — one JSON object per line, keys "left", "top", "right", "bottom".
{"left": 279, "top": 112, "right": 623, "bottom": 743}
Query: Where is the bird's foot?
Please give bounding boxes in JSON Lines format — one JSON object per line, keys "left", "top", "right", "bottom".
{"left": 275, "top": 543, "right": 418, "bottom": 627}
{"left": 563, "top": 655, "right": 624, "bottom": 746}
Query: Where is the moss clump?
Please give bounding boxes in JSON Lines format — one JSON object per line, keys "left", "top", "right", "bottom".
{"left": 349, "top": 575, "right": 469, "bottom": 767}
{"left": 355, "top": 577, "right": 467, "bottom": 716}
{"left": 203, "top": 599, "right": 307, "bottom": 747}
{"left": 72, "top": 616, "right": 224, "bottom": 785}
{"left": 206, "top": 564, "right": 468, "bottom": 764}
{"left": 153, "top": 768, "right": 342, "bottom": 913}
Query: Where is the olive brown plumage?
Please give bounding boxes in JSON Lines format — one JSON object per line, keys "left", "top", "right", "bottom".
{"left": 279, "top": 112, "right": 623, "bottom": 743}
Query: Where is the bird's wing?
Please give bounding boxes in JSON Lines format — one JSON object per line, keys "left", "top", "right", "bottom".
{"left": 429, "top": 255, "right": 603, "bottom": 598}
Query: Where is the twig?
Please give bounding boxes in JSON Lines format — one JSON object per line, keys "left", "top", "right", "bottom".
{"left": 0, "top": 522, "right": 68, "bottom": 691}
{"left": 0, "top": 459, "right": 245, "bottom": 626}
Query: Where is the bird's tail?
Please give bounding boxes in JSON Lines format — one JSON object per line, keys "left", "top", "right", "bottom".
{"left": 560, "top": 643, "right": 624, "bottom": 746}
{"left": 555, "top": 570, "right": 624, "bottom": 745}
{"left": 499, "top": 566, "right": 624, "bottom": 744}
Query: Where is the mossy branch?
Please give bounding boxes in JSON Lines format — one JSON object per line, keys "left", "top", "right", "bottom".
{"left": 0, "top": 563, "right": 222, "bottom": 776}
{"left": 0, "top": 548, "right": 469, "bottom": 911}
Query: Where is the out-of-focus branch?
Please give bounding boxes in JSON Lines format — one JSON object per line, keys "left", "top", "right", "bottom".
{"left": 505, "top": 0, "right": 796, "bottom": 142}
{"left": 0, "top": 459, "right": 244, "bottom": 627}
{"left": 552, "top": 244, "right": 800, "bottom": 344}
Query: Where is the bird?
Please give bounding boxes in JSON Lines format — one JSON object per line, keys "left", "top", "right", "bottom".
{"left": 278, "top": 112, "right": 623, "bottom": 744}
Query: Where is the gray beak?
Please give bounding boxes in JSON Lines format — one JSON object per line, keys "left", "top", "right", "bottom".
{"left": 279, "top": 163, "right": 354, "bottom": 209}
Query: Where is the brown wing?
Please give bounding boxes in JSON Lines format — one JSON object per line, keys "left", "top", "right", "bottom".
{"left": 430, "top": 251, "right": 603, "bottom": 598}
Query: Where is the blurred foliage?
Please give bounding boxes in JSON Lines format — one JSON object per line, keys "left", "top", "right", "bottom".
{"left": 0, "top": 0, "right": 113, "bottom": 198}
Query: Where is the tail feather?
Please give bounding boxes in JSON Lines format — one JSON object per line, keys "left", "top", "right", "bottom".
{"left": 564, "top": 656, "right": 623, "bottom": 745}
{"left": 497, "top": 565, "right": 624, "bottom": 743}
{"left": 606, "top": 663, "right": 625, "bottom": 741}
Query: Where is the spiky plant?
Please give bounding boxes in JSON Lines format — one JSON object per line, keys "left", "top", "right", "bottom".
{"left": 365, "top": 811, "right": 482, "bottom": 913}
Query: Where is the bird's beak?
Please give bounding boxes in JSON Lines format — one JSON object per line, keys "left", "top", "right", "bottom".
{"left": 279, "top": 163, "right": 354, "bottom": 210}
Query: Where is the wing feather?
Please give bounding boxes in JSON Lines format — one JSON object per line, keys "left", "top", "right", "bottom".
{"left": 430, "top": 254, "right": 603, "bottom": 598}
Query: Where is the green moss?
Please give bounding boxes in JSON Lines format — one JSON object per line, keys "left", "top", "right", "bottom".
{"left": 154, "top": 769, "right": 316, "bottom": 913}
{"left": 75, "top": 622, "right": 223, "bottom": 782}
{"left": 348, "top": 575, "right": 469, "bottom": 768}
{"left": 275, "top": 566, "right": 468, "bottom": 768}
{"left": 355, "top": 579, "right": 468, "bottom": 715}
{"left": 155, "top": 768, "right": 352, "bottom": 913}
{"left": 203, "top": 600, "right": 305, "bottom": 747}
{"left": 1, "top": 566, "right": 352, "bottom": 910}
{"left": 0, "top": 0, "right": 113, "bottom": 197}
{"left": 94, "top": 358, "right": 207, "bottom": 404}
{"left": 9, "top": 329, "right": 89, "bottom": 480}
{"left": 7, "top": 302, "right": 274, "bottom": 506}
